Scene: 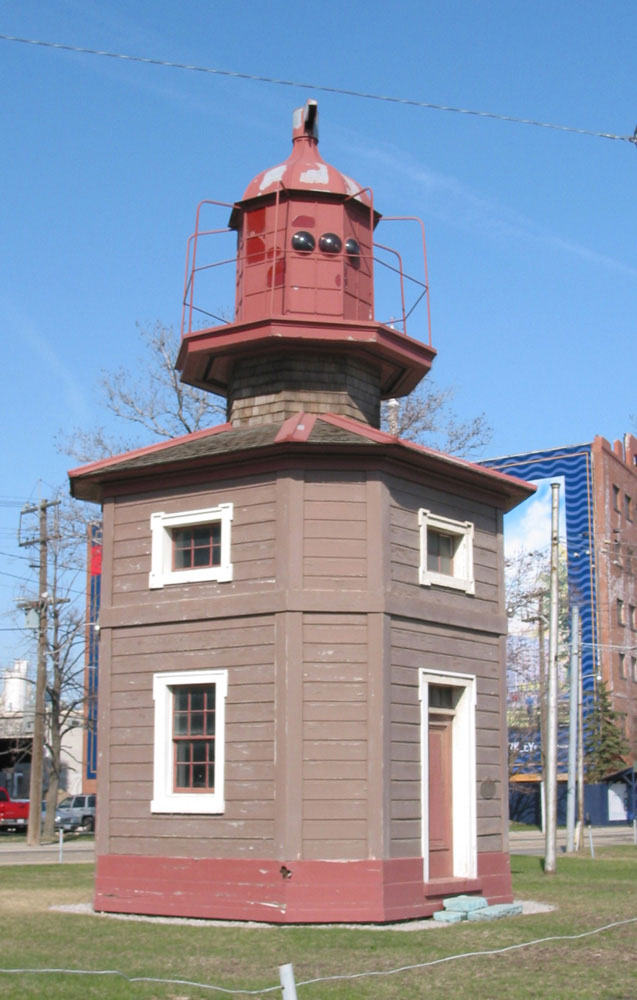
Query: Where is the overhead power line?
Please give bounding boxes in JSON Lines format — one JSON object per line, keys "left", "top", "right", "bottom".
{"left": 1, "top": 33, "right": 635, "bottom": 146}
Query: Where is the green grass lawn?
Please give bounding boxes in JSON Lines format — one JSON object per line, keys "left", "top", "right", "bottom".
{"left": 0, "top": 849, "right": 635, "bottom": 999}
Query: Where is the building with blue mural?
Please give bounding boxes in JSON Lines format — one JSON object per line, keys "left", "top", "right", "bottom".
{"left": 482, "top": 434, "right": 637, "bottom": 765}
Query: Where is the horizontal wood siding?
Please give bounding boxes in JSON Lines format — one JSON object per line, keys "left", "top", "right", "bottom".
{"left": 108, "top": 617, "right": 275, "bottom": 857}
{"left": 303, "top": 472, "right": 367, "bottom": 590}
{"left": 388, "top": 475, "right": 501, "bottom": 612}
{"left": 390, "top": 619, "right": 506, "bottom": 858}
{"left": 110, "top": 475, "right": 277, "bottom": 607}
{"left": 302, "top": 614, "right": 369, "bottom": 859}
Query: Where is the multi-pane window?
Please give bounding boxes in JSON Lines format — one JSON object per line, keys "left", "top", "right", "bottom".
{"left": 427, "top": 530, "right": 455, "bottom": 576}
{"left": 152, "top": 669, "right": 227, "bottom": 814}
{"left": 172, "top": 685, "right": 216, "bottom": 791}
{"left": 419, "top": 509, "right": 475, "bottom": 594}
{"left": 149, "top": 504, "right": 233, "bottom": 588}
{"left": 172, "top": 524, "right": 221, "bottom": 572}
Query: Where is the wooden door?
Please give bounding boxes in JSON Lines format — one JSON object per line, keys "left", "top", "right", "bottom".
{"left": 428, "top": 712, "right": 453, "bottom": 879}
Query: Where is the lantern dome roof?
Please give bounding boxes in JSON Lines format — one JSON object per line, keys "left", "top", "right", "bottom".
{"left": 240, "top": 100, "right": 372, "bottom": 208}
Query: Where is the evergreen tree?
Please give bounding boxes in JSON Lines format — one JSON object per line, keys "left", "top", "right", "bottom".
{"left": 584, "top": 680, "right": 630, "bottom": 782}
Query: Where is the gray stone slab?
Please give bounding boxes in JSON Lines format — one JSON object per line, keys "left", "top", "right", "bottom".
{"left": 443, "top": 894, "right": 488, "bottom": 912}
{"left": 433, "top": 909, "right": 466, "bottom": 923}
{"left": 467, "top": 903, "right": 524, "bottom": 921}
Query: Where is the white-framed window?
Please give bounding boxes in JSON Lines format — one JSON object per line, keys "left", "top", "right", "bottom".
{"left": 418, "top": 509, "right": 475, "bottom": 595}
{"left": 149, "top": 503, "right": 233, "bottom": 589}
{"left": 151, "top": 668, "right": 228, "bottom": 814}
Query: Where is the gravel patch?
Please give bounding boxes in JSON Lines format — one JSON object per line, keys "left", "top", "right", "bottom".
{"left": 52, "top": 899, "right": 554, "bottom": 928}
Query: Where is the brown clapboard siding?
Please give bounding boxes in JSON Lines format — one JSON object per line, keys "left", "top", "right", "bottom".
{"left": 387, "top": 474, "right": 500, "bottom": 608}
{"left": 303, "top": 475, "right": 367, "bottom": 588}
{"left": 110, "top": 620, "right": 273, "bottom": 655}
{"left": 388, "top": 613, "right": 506, "bottom": 857}
{"left": 110, "top": 478, "right": 277, "bottom": 604}
{"left": 301, "top": 611, "right": 369, "bottom": 857}
{"left": 103, "top": 610, "right": 276, "bottom": 854}
{"left": 304, "top": 799, "right": 367, "bottom": 820}
{"left": 89, "top": 440, "right": 519, "bottom": 909}
{"left": 390, "top": 701, "right": 421, "bottom": 859}
{"left": 303, "top": 760, "right": 367, "bottom": 781}
{"left": 305, "top": 519, "right": 366, "bottom": 539}
{"left": 304, "top": 700, "right": 367, "bottom": 721}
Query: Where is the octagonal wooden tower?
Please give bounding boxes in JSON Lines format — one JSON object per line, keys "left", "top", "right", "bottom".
{"left": 70, "top": 102, "right": 533, "bottom": 923}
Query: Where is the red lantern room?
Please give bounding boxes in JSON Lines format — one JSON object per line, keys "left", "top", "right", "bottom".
{"left": 177, "top": 100, "right": 436, "bottom": 428}
{"left": 231, "top": 99, "right": 376, "bottom": 324}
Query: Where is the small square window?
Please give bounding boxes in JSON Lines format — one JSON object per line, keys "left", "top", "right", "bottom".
{"left": 419, "top": 509, "right": 474, "bottom": 594}
{"left": 149, "top": 504, "right": 233, "bottom": 589}
{"left": 152, "top": 669, "right": 227, "bottom": 814}
{"left": 173, "top": 524, "right": 222, "bottom": 571}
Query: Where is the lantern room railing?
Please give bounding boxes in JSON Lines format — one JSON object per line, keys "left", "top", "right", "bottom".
{"left": 181, "top": 200, "right": 432, "bottom": 347}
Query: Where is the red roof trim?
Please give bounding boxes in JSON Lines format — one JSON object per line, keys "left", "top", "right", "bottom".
{"left": 274, "top": 413, "right": 317, "bottom": 443}
{"left": 68, "top": 423, "right": 232, "bottom": 479}
{"left": 316, "top": 413, "right": 536, "bottom": 494}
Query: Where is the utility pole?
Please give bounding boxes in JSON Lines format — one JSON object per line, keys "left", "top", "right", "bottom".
{"left": 544, "top": 481, "right": 560, "bottom": 874}
{"left": 18, "top": 499, "right": 59, "bottom": 846}
{"left": 538, "top": 598, "right": 547, "bottom": 828}
{"left": 566, "top": 605, "right": 580, "bottom": 852}
{"left": 576, "top": 628, "right": 585, "bottom": 850}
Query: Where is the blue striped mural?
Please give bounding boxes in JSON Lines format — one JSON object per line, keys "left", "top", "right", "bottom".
{"left": 481, "top": 444, "right": 598, "bottom": 695}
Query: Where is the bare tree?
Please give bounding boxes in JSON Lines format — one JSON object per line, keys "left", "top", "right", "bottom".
{"left": 504, "top": 546, "right": 572, "bottom": 783}
{"left": 59, "top": 323, "right": 226, "bottom": 463}
{"left": 58, "top": 323, "right": 491, "bottom": 464}
{"left": 12, "top": 498, "right": 88, "bottom": 835}
{"left": 41, "top": 595, "right": 85, "bottom": 839}
{"left": 381, "top": 381, "right": 492, "bottom": 458}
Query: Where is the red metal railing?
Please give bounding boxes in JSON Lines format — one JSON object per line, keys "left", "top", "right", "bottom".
{"left": 181, "top": 199, "right": 431, "bottom": 346}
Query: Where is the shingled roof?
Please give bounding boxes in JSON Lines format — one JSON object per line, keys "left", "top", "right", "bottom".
{"left": 69, "top": 411, "right": 534, "bottom": 509}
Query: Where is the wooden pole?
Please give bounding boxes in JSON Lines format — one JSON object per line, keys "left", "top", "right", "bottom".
{"left": 26, "top": 500, "right": 48, "bottom": 847}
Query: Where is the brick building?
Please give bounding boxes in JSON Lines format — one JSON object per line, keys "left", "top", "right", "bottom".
{"left": 483, "top": 434, "right": 637, "bottom": 761}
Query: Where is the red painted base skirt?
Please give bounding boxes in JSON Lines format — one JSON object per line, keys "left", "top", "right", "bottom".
{"left": 94, "top": 852, "right": 512, "bottom": 923}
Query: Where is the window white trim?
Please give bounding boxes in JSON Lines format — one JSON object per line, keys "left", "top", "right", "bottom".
{"left": 151, "top": 668, "right": 228, "bottom": 814}
{"left": 418, "top": 509, "right": 475, "bottom": 595}
{"left": 418, "top": 669, "right": 477, "bottom": 882}
{"left": 149, "top": 503, "right": 233, "bottom": 589}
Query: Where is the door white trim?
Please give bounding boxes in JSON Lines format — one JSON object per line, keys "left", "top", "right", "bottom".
{"left": 419, "top": 669, "right": 477, "bottom": 882}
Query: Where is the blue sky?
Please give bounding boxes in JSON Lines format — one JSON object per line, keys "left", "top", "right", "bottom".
{"left": 1, "top": 0, "right": 635, "bottom": 667}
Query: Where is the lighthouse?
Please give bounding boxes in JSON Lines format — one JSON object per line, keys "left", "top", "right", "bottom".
{"left": 178, "top": 99, "right": 436, "bottom": 427}
{"left": 70, "top": 102, "right": 532, "bottom": 923}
